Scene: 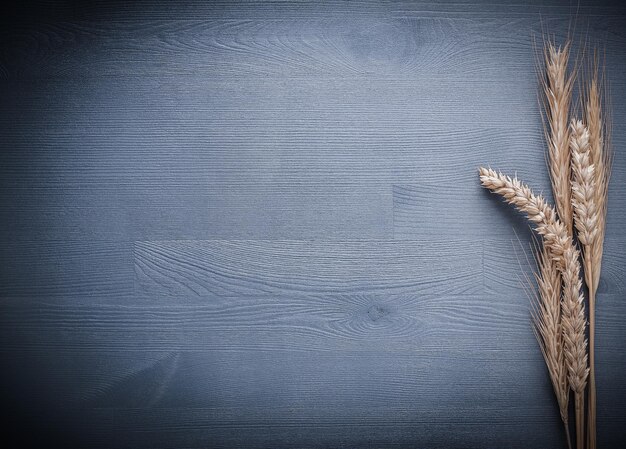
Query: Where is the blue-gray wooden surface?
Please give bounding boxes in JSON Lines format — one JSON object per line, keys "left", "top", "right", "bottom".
{"left": 1, "top": 1, "right": 625, "bottom": 448}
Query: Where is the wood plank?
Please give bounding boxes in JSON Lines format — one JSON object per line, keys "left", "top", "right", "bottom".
{"left": 2, "top": 77, "right": 625, "bottom": 191}
{"left": 8, "top": 404, "right": 570, "bottom": 449}
{"left": 1, "top": 14, "right": 625, "bottom": 79}
{"left": 0, "top": 293, "right": 535, "bottom": 352}
{"left": 0, "top": 241, "right": 133, "bottom": 298}
{"left": 1, "top": 76, "right": 558, "bottom": 129}
{"left": 61, "top": 405, "right": 620, "bottom": 449}
{"left": 1, "top": 1, "right": 625, "bottom": 447}
{"left": 2, "top": 292, "right": 626, "bottom": 354}
{"left": 134, "top": 240, "right": 483, "bottom": 297}
{"left": 0, "top": 188, "right": 393, "bottom": 241}
{"left": 1, "top": 349, "right": 554, "bottom": 407}
{"left": 5, "top": 0, "right": 626, "bottom": 23}
{"left": 2, "top": 15, "right": 626, "bottom": 80}
{"left": 3, "top": 349, "right": 625, "bottom": 447}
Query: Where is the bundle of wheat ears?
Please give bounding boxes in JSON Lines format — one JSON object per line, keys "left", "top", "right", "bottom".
{"left": 478, "top": 39, "right": 611, "bottom": 449}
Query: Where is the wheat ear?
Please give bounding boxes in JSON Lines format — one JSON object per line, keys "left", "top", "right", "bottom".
{"left": 543, "top": 42, "right": 575, "bottom": 234}
{"left": 478, "top": 167, "right": 589, "bottom": 448}
{"left": 583, "top": 68, "right": 611, "bottom": 449}
{"left": 584, "top": 77, "right": 609, "bottom": 290}
{"left": 531, "top": 245, "right": 571, "bottom": 449}
{"left": 570, "top": 119, "right": 598, "bottom": 248}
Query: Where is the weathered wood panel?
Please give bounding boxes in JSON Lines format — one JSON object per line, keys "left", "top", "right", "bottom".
{"left": 0, "top": 241, "right": 133, "bottom": 298}
{"left": 1, "top": 0, "right": 625, "bottom": 447}
{"left": 134, "top": 239, "right": 482, "bottom": 297}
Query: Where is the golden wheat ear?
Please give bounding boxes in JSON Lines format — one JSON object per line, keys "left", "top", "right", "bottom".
{"left": 570, "top": 119, "right": 598, "bottom": 248}
{"left": 478, "top": 168, "right": 588, "bottom": 449}
{"left": 542, "top": 41, "right": 575, "bottom": 234}
{"left": 529, "top": 243, "right": 571, "bottom": 449}
{"left": 581, "top": 50, "right": 612, "bottom": 449}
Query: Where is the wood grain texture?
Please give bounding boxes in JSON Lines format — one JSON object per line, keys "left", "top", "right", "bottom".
{"left": 134, "top": 239, "right": 482, "bottom": 297}
{"left": 0, "top": 292, "right": 537, "bottom": 352}
{"left": 2, "top": 16, "right": 626, "bottom": 79}
{"left": 1, "top": 0, "right": 625, "bottom": 447}
{"left": 3, "top": 292, "right": 626, "bottom": 355}
{"left": 0, "top": 241, "right": 133, "bottom": 298}
{"left": 0, "top": 188, "right": 393, "bottom": 241}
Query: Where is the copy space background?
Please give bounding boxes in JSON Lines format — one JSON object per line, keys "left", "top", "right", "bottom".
{"left": 1, "top": 1, "right": 625, "bottom": 448}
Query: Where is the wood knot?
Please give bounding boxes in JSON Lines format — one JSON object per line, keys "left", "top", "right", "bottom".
{"left": 367, "top": 304, "right": 389, "bottom": 322}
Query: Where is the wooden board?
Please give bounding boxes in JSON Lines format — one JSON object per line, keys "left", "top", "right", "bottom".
{"left": 1, "top": 1, "right": 625, "bottom": 447}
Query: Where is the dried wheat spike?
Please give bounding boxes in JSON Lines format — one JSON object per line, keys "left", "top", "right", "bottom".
{"left": 583, "top": 63, "right": 612, "bottom": 449}
{"left": 531, "top": 245, "right": 570, "bottom": 446}
{"left": 478, "top": 167, "right": 589, "bottom": 393}
{"left": 543, "top": 42, "right": 575, "bottom": 234}
{"left": 570, "top": 119, "right": 598, "bottom": 247}
{"left": 584, "top": 77, "right": 610, "bottom": 291}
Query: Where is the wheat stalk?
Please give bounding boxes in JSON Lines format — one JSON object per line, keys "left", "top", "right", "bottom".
{"left": 543, "top": 42, "right": 575, "bottom": 234}
{"left": 581, "top": 65, "right": 611, "bottom": 449}
{"left": 478, "top": 167, "right": 589, "bottom": 448}
{"left": 530, "top": 245, "right": 571, "bottom": 449}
